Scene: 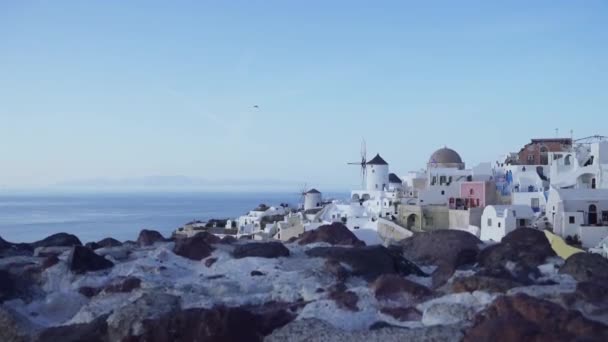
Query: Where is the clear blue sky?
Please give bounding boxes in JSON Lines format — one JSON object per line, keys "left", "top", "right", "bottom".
{"left": 1, "top": 1, "right": 607, "bottom": 190}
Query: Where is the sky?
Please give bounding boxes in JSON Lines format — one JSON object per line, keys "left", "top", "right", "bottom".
{"left": 1, "top": 1, "right": 607, "bottom": 191}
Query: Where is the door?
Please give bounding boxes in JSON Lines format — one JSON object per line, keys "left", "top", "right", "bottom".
{"left": 592, "top": 178, "right": 597, "bottom": 189}
{"left": 588, "top": 205, "right": 598, "bottom": 225}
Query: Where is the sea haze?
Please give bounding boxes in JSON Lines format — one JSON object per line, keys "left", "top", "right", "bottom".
{"left": 0, "top": 192, "right": 347, "bottom": 243}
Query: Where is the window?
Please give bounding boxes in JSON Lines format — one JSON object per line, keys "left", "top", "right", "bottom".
{"left": 531, "top": 198, "right": 540, "bottom": 208}
{"left": 441, "top": 190, "right": 445, "bottom": 195}
{"left": 569, "top": 216, "right": 575, "bottom": 224}
{"left": 487, "top": 218, "right": 492, "bottom": 227}
{"left": 528, "top": 155, "right": 535, "bottom": 162}
{"left": 498, "top": 222, "right": 501, "bottom": 228}
{"left": 469, "top": 189, "right": 474, "bottom": 195}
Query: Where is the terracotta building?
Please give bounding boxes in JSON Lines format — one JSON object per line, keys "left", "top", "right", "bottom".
{"left": 511, "top": 138, "right": 573, "bottom": 165}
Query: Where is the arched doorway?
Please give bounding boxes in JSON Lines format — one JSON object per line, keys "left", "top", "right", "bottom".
{"left": 589, "top": 204, "right": 598, "bottom": 225}
{"left": 352, "top": 194, "right": 360, "bottom": 202}
{"left": 406, "top": 214, "right": 417, "bottom": 230}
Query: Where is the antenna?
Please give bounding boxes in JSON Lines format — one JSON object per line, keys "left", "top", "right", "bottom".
{"left": 570, "top": 129, "right": 574, "bottom": 140}
{"left": 555, "top": 128, "right": 559, "bottom": 137}
{"left": 347, "top": 138, "right": 367, "bottom": 188}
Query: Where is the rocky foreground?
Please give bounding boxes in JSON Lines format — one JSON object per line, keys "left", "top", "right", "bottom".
{"left": 1, "top": 223, "right": 608, "bottom": 341}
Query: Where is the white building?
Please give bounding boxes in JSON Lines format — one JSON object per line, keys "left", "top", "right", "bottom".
{"left": 480, "top": 205, "right": 535, "bottom": 242}
{"left": 303, "top": 189, "right": 323, "bottom": 210}
{"left": 546, "top": 187, "right": 608, "bottom": 248}
{"left": 237, "top": 205, "right": 286, "bottom": 235}
{"left": 549, "top": 141, "right": 608, "bottom": 190}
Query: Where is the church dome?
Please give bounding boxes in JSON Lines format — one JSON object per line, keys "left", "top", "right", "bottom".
{"left": 428, "top": 147, "right": 464, "bottom": 168}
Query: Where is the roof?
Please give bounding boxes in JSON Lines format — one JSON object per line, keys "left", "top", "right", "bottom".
{"left": 429, "top": 147, "right": 463, "bottom": 165}
{"left": 366, "top": 154, "right": 388, "bottom": 165}
{"left": 551, "top": 188, "right": 608, "bottom": 201}
{"left": 305, "top": 189, "right": 321, "bottom": 194}
{"left": 388, "top": 173, "right": 402, "bottom": 184}
{"left": 530, "top": 138, "right": 572, "bottom": 144}
{"left": 486, "top": 205, "right": 535, "bottom": 218}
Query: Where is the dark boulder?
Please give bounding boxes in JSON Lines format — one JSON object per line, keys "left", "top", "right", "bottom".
{"left": 251, "top": 270, "right": 265, "bottom": 276}
{"left": 41, "top": 255, "right": 60, "bottom": 270}
{"left": 575, "top": 281, "right": 608, "bottom": 303}
{"left": 478, "top": 228, "right": 556, "bottom": 284}
{"left": 173, "top": 234, "right": 214, "bottom": 261}
{"left": 324, "top": 259, "right": 349, "bottom": 281}
{"left": 329, "top": 290, "right": 359, "bottom": 312}
{"left": 371, "top": 274, "right": 432, "bottom": 301}
{"left": 192, "top": 231, "right": 221, "bottom": 244}
{"left": 104, "top": 277, "right": 141, "bottom": 293}
{"left": 31, "top": 233, "right": 82, "bottom": 249}
{"left": 233, "top": 242, "right": 290, "bottom": 259}
{"left": 35, "top": 314, "right": 108, "bottom": 342}
{"left": 464, "top": 293, "right": 608, "bottom": 342}
{"left": 68, "top": 246, "right": 114, "bottom": 274}
{"left": 97, "top": 238, "right": 122, "bottom": 249}
{"left": 452, "top": 275, "right": 522, "bottom": 294}
{"left": 380, "top": 307, "right": 423, "bottom": 322}
{"left": 123, "top": 305, "right": 295, "bottom": 342}
{"left": 298, "top": 222, "right": 365, "bottom": 246}
{"left": 84, "top": 242, "right": 101, "bottom": 250}
{"left": 306, "top": 245, "right": 426, "bottom": 282}
{"left": 399, "top": 230, "right": 481, "bottom": 287}
{"left": 0, "top": 270, "right": 16, "bottom": 302}
{"left": 204, "top": 257, "right": 218, "bottom": 268}
{"left": 559, "top": 252, "right": 608, "bottom": 283}
{"left": 220, "top": 235, "right": 237, "bottom": 244}
{"left": 78, "top": 286, "right": 101, "bottom": 298}
{"left": 0, "top": 236, "right": 33, "bottom": 258}
{"left": 137, "top": 229, "right": 165, "bottom": 247}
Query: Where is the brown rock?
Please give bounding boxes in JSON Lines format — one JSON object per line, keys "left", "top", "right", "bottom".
{"left": 324, "top": 259, "right": 349, "bottom": 281}
{"left": 232, "top": 242, "right": 289, "bottom": 259}
{"left": 371, "top": 274, "right": 432, "bottom": 301}
{"left": 30, "top": 233, "right": 82, "bottom": 249}
{"left": 559, "top": 252, "right": 608, "bottom": 283}
{"left": 105, "top": 277, "right": 141, "bottom": 293}
{"left": 173, "top": 234, "right": 214, "bottom": 261}
{"left": 329, "top": 290, "right": 359, "bottom": 312}
{"left": 452, "top": 275, "right": 522, "bottom": 294}
{"left": 204, "top": 257, "right": 218, "bottom": 268}
{"left": 78, "top": 286, "right": 101, "bottom": 298}
{"left": 464, "top": 293, "right": 608, "bottom": 342}
{"left": 41, "top": 255, "right": 60, "bottom": 270}
{"left": 192, "top": 231, "right": 221, "bottom": 245}
{"left": 380, "top": 307, "right": 423, "bottom": 321}
{"left": 298, "top": 222, "right": 365, "bottom": 246}
{"left": 68, "top": 246, "right": 114, "bottom": 274}
{"left": 137, "top": 230, "right": 165, "bottom": 247}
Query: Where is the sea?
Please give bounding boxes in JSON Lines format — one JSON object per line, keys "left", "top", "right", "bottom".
{"left": 0, "top": 192, "right": 347, "bottom": 243}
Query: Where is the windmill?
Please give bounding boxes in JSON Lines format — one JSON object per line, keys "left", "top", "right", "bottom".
{"left": 348, "top": 139, "right": 367, "bottom": 188}
{"left": 297, "top": 183, "right": 308, "bottom": 209}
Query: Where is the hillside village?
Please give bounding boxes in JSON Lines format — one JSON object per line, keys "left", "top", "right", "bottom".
{"left": 176, "top": 135, "right": 608, "bottom": 258}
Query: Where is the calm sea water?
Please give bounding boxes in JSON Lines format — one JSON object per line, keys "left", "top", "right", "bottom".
{"left": 0, "top": 192, "right": 346, "bottom": 243}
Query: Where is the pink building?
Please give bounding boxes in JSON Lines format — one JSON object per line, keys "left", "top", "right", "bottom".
{"left": 449, "top": 181, "right": 497, "bottom": 210}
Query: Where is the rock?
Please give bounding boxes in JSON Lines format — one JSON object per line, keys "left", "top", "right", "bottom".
{"left": 136, "top": 229, "right": 165, "bottom": 247}
{"left": 478, "top": 228, "right": 556, "bottom": 284}
{"left": 422, "top": 302, "right": 476, "bottom": 326}
{"left": 0, "top": 270, "right": 16, "bottom": 302}
{"left": 329, "top": 290, "right": 359, "bottom": 311}
{"left": 95, "top": 246, "right": 131, "bottom": 261}
{"left": 35, "top": 314, "right": 108, "bottom": 342}
{"left": 192, "top": 231, "right": 221, "bottom": 244}
{"left": 0, "top": 237, "right": 33, "bottom": 258}
{"left": 96, "top": 237, "right": 122, "bottom": 248}
{"left": 324, "top": 259, "right": 349, "bottom": 281}
{"left": 372, "top": 274, "right": 432, "bottom": 301}
{"left": 84, "top": 242, "right": 101, "bottom": 250}
{"left": 452, "top": 275, "right": 522, "bottom": 294}
{"left": 0, "top": 307, "right": 32, "bottom": 342}
{"left": 266, "top": 318, "right": 465, "bottom": 342}
{"left": 559, "top": 252, "right": 608, "bottom": 283}
{"left": 78, "top": 286, "right": 101, "bottom": 298}
{"left": 220, "top": 235, "right": 237, "bottom": 244}
{"left": 233, "top": 241, "right": 290, "bottom": 259}
{"left": 33, "top": 246, "right": 71, "bottom": 258}
{"left": 298, "top": 222, "right": 365, "bottom": 246}
{"left": 306, "top": 245, "right": 426, "bottom": 282}
{"left": 30, "top": 233, "right": 82, "bottom": 249}
{"left": 380, "top": 307, "right": 423, "bottom": 321}
{"left": 67, "top": 246, "right": 114, "bottom": 274}
{"left": 204, "top": 257, "right": 218, "bottom": 267}
{"left": 123, "top": 305, "right": 294, "bottom": 342}
{"left": 41, "top": 255, "right": 60, "bottom": 270}
{"left": 575, "top": 281, "right": 608, "bottom": 303}
{"left": 251, "top": 270, "right": 265, "bottom": 276}
{"left": 104, "top": 277, "right": 141, "bottom": 293}
{"left": 464, "top": 293, "right": 608, "bottom": 342}
{"left": 399, "top": 230, "right": 480, "bottom": 287}
{"left": 172, "top": 234, "right": 215, "bottom": 261}
{"left": 106, "top": 292, "right": 181, "bottom": 342}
